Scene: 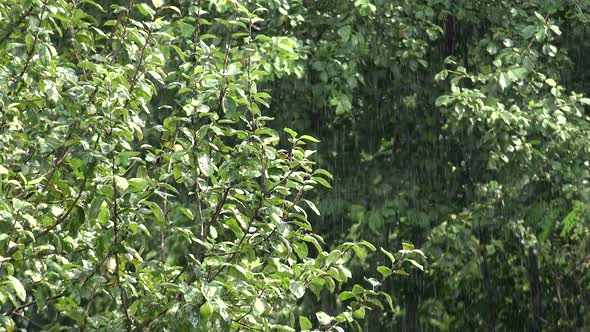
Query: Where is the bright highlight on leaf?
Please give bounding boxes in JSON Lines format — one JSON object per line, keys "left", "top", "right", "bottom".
{"left": 6, "top": 276, "right": 26, "bottom": 302}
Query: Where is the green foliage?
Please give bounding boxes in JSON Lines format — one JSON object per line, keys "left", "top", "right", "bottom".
{"left": 560, "top": 200, "right": 589, "bottom": 238}
{"left": 259, "top": 0, "right": 590, "bottom": 330}
{"left": 4, "top": 0, "right": 590, "bottom": 330}
{"left": 0, "top": 0, "right": 424, "bottom": 331}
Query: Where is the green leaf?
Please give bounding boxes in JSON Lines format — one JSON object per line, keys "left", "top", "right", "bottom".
{"left": 499, "top": 72, "right": 509, "bottom": 90}
{"left": 80, "top": 0, "right": 105, "bottom": 12}
{"left": 289, "top": 280, "right": 305, "bottom": 299}
{"left": 114, "top": 176, "right": 129, "bottom": 191}
{"left": 197, "top": 153, "right": 213, "bottom": 177}
{"left": 50, "top": 205, "right": 63, "bottom": 216}
{"left": 402, "top": 242, "right": 415, "bottom": 251}
{"left": 407, "top": 259, "right": 424, "bottom": 271}
{"left": 6, "top": 276, "right": 26, "bottom": 302}
{"left": 325, "top": 250, "right": 341, "bottom": 266}
{"left": 316, "top": 312, "right": 333, "bottom": 325}
{"left": 299, "top": 316, "right": 313, "bottom": 330}
{"left": 359, "top": 240, "right": 376, "bottom": 251}
{"left": 435, "top": 69, "right": 449, "bottom": 81}
{"left": 411, "top": 248, "right": 427, "bottom": 258}
{"left": 549, "top": 24, "right": 561, "bottom": 36}
{"left": 377, "top": 265, "right": 392, "bottom": 278}
{"left": 352, "top": 307, "right": 365, "bottom": 319}
{"left": 312, "top": 176, "right": 332, "bottom": 188}
{"left": 435, "top": 95, "right": 451, "bottom": 107}
{"left": 142, "top": 201, "right": 164, "bottom": 225}
{"left": 299, "top": 135, "right": 320, "bottom": 143}
{"left": 367, "top": 298, "right": 384, "bottom": 310}
{"left": 151, "top": 0, "right": 164, "bottom": 8}
{"left": 393, "top": 269, "right": 409, "bottom": 276}
{"left": 380, "top": 247, "right": 395, "bottom": 264}
{"left": 135, "top": 3, "right": 155, "bottom": 18}
{"left": 338, "top": 25, "right": 352, "bottom": 42}
{"left": 98, "top": 202, "right": 110, "bottom": 224}
{"left": 284, "top": 128, "right": 298, "bottom": 138}
{"left": 127, "top": 178, "right": 149, "bottom": 192}
{"left": 313, "top": 168, "right": 333, "bottom": 179}
{"left": 253, "top": 298, "right": 265, "bottom": 315}
{"left": 352, "top": 245, "right": 366, "bottom": 259}
{"left": 352, "top": 284, "right": 364, "bottom": 295}
{"left": 511, "top": 67, "right": 528, "bottom": 79}
{"left": 303, "top": 199, "right": 320, "bottom": 215}
{"left": 380, "top": 292, "right": 394, "bottom": 311}
{"left": 337, "top": 291, "right": 356, "bottom": 302}
{"left": 365, "top": 277, "right": 380, "bottom": 288}
{"left": 521, "top": 25, "right": 536, "bottom": 38}
{"left": 545, "top": 78, "right": 557, "bottom": 87}
{"left": 177, "top": 207, "right": 194, "bottom": 220}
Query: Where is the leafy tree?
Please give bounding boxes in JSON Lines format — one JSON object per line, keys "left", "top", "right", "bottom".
{"left": 0, "top": 0, "right": 424, "bottom": 331}
{"left": 260, "top": 0, "right": 590, "bottom": 330}
{"left": 5, "top": 0, "right": 590, "bottom": 331}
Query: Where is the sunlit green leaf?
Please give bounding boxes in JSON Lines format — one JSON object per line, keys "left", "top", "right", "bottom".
{"left": 6, "top": 276, "right": 26, "bottom": 302}
{"left": 289, "top": 280, "right": 305, "bottom": 299}
{"left": 299, "top": 316, "right": 313, "bottom": 330}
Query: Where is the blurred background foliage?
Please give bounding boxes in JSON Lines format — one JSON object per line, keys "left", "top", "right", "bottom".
{"left": 259, "top": 0, "right": 590, "bottom": 330}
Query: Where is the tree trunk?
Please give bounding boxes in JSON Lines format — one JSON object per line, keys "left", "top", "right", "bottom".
{"left": 481, "top": 243, "right": 496, "bottom": 331}
{"left": 528, "top": 247, "right": 542, "bottom": 332}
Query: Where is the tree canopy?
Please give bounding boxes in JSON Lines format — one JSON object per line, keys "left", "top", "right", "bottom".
{"left": 1, "top": 0, "right": 590, "bottom": 331}
{"left": 0, "top": 0, "right": 423, "bottom": 331}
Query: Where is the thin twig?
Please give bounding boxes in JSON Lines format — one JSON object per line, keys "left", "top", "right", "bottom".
{"left": 11, "top": 0, "right": 50, "bottom": 97}
{"left": 216, "top": 29, "right": 233, "bottom": 116}
{"left": 6, "top": 177, "right": 88, "bottom": 257}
